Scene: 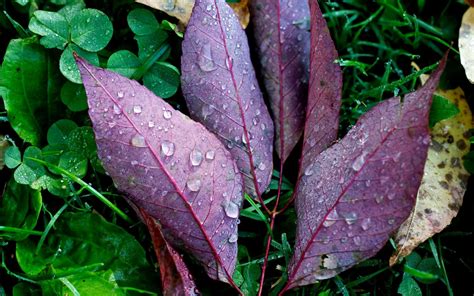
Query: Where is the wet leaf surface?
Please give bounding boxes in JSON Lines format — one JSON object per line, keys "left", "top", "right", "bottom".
{"left": 299, "top": 0, "right": 342, "bottom": 169}
{"left": 391, "top": 87, "right": 473, "bottom": 264}
{"left": 76, "top": 56, "right": 243, "bottom": 283}
{"left": 285, "top": 55, "right": 447, "bottom": 289}
{"left": 249, "top": 0, "right": 310, "bottom": 161}
{"left": 181, "top": 0, "right": 274, "bottom": 197}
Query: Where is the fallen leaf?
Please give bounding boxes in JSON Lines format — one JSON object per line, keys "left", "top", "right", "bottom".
{"left": 284, "top": 55, "right": 447, "bottom": 290}
{"left": 181, "top": 0, "right": 274, "bottom": 197}
{"left": 249, "top": 0, "right": 311, "bottom": 162}
{"left": 390, "top": 87, "right": 473, "bottom": 265}
{"left": 76, "top": 56, "right": 243, "bottom": 284}
{"left": 140, "top": 209, "right": 199, "bottom": 296}
{"left": 136, "top": 0, "right": 250, "bottom": 28}
{"left": 228, "top": 0, "right": 250, "bottom": 28}
{"left": 459, "top": 7, "right": 474, "bottom": 83}
{"left": 299, "top": 0, "right": 342, "bottom": 169}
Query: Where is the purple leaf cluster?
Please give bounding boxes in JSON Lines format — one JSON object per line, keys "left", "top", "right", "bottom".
{"left": 76, "top": 0, "right": 447, "bottom": 294}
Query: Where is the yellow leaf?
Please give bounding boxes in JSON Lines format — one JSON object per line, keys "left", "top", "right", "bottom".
{"left": 459, "top": 7, "right": 474, "bottom": 83}
{"left": 228, "top": 0, "right": 250, "bottom": 29}
{"left": 390, "top": 87, "right": 473, "bottom": 265}
{"left": 136, "top": 0, "right": 250, "bottom": 28}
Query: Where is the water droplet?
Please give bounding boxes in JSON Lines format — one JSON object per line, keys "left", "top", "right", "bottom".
{"left": 304, "top": 165, "right": 314, "bottom": 176}
{"left": 228, "top": 234, "right": 238, "bottom": 243}
{"left": 163, "top": 110, "right": 172, "bottom": 120}
{"left": 148, "top": 121, "right": 155, "bottom": 128}
{"left": 113, "top": 104, "right": 121, "bottom": 115}
{"left": 187, "top": 177, "right": 202, "bottom": 192}
{"left": 375, "top": 195, "right": 384, "bottom": 204}
{"left": 133, "top": 105, "right": 142, "bottom": 114}
{"left": 190, "top": 149, "right": 203, "bottom": 166}
{"left": 353, "top": 236, "right": 361, "bottom": 245}
{"left": 222, "top": 201, "right": 239, "bottom": 218}
{"left": 117, "top": 91, "right": 124, "bottom": 98}
{"left": 361, "top": 218, "right": 371, "bottom": 230}
{"left": 352, "top": 152, "right": 367, "bottom": 171}
{"left": 323, "top": 209, "right": 339, "bottom": 227}
{"left": 131, "top": 134, "right": 146, "bottom": 147}
{"left": 344, "top": 212, "right": 358, "bottom": 225}
{"left": 258, "top": 162, "right": 266, "bottom": 171}
{"left": 198, "top": 43, "right": 217, "bottom": 72}
{"left": 388, "top": 218, "right": 395, "bottom": 225}
{"left": 205, "top": 150, "right": 215, "bottom": 160}
{"left": 161, "top": 141, "right": 175, "bottom": 156}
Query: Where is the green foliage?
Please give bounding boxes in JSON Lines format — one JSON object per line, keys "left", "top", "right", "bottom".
{"left": 16, "top": 212, "right": 159, "bottom": 294}
{"left": 0, "top": 38, "right": 62, "bottom": 145}
{"left": 0, "top": 0, "right": 472, "bottom": 295}
{"left": 429, "top": 95, "right": 460, "bottom": 128}
{"left": 0, "top": 179, "right": 42, "bottom": 241}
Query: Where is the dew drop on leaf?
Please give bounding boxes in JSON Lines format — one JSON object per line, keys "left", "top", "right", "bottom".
{"left": 344, "top": 212, "right": 358, "bottom": 225}
{"left": 228, "top": 234, "right": 238, "bottom": 243}
{"left": 190, "top": 149, "right": 203, "bottom": 166}
{"left": 186, "top": 177, "right": 202, "bottom": 192}
{"left": 197, "top": 43, "right": 217, "bottom": 72}
{"left": 352, "top": 152, "right": 367, "bottom": 171}
{"left": 163, "top": 110, "right": 172, "bottom": 120}
{"left": 117, "top": 91, "right": 124, "bottom": 98}
{"left": 205, "top": 150, "right": 215, "bottom": 160}
{"left": 133, "top": 105, "right": 142, "bottom": 114}
{"left": 131, "top": 134, "right": 146, "bottom": 147}
{"left": 323, "top": 208, "right": 339, "bottom": 227}
{"left": 222, "top": 200, "right": 239, "bottom": 218}
{"left": 161, "top": 141, "right": 175, "bottom": 156}
{"left": 361, "top": 218, "right": 371, "bottom": 231}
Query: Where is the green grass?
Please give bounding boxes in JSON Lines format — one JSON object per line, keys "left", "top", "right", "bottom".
{"left": 1, "top": 0, "right": 473, "bottom": 295}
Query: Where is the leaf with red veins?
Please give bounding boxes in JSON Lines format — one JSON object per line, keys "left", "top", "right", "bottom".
{"left": 285, "top": 56, "right": 447, "bottom": 290}
{"left": 76, "top": 57, "right": 243, "bottom": 284}
{"left": 181, "top": 0, "right": 274, "bottom": 198}
{"left": 140, "top": 209, "right": 199, "bottom": 296}
{"left": 249, "top": 0, "right": 310, "bottom": 162}
{"left": 299, "top": 0, "right": 342, "bottom": 172}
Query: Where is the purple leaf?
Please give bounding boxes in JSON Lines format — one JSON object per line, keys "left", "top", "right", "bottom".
{"left": 75, "top": 57, "right": 243, "bottom": 284}
{"left": 140, "top": 208, "right": 199, "bottom": 296}
{"left": 285, "top": 56, "right": 447, "bottom": 290}
{"left": 181, "top": 0, "right": 274, "bottom": 197}
{"left": 300, "top": 0, "right": 342, "bottom": 170}
{"left": 249, "top": 0, "right": 310, "bottom": 162}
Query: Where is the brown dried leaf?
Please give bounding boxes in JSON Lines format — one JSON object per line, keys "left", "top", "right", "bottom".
{"left": 136, "top": 0, "right": 250, "bottom": 28}
{"left": 391, "top": 87, "right": 473, "bottom": 265}
{"left": 459, "top": 7, "right": 474, "bottom": 83}
{"left": 0, "top": 135, "right": 8, "bottom": 170}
